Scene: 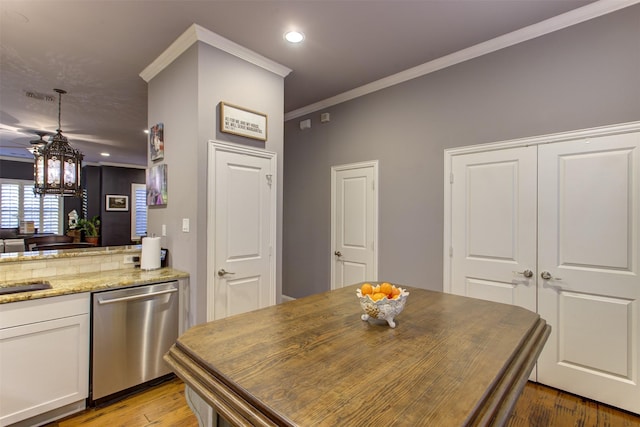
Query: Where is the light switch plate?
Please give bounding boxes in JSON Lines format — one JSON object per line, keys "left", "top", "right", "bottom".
{"left": 182, "top": 218, "right": 189, "bottom": 232}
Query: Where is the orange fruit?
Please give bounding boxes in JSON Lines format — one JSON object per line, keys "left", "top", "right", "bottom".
{"left": 391, "top": 286, "right": 401, "bottom": 297}
{"left": 373, "top": 285, "right": 381, "bottom": 294}
{"left": 360, "top": 283, "right": 373, "bottom": 295}
{"left": 371, "top": 292, "right": 387, "bottom": 301}
{"left": 380, "top": 282, "right": 393, "bottom": 295}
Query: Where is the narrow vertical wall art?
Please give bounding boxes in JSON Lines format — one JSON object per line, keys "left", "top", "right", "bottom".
{"left": 147, "top": 164, "right": 168, "bottom": 206}
{"left": 149, "top": 123, "right": 164, "bottom": 161}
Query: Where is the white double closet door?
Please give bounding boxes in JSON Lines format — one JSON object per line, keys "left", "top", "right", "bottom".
{"left": 446, "top": 126, "right": 640, "bottom": 414}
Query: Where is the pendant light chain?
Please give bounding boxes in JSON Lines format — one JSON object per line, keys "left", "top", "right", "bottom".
{"left": 57, "top": 91, "right": 62, "bottom": 132}
{"left": 55, "top": 88, "right": 67, "bottom": 133}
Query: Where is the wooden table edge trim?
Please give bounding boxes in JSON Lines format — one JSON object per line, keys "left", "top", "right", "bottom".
{"left": 491, "top": 322, "right": 551, "bottom": 425}
{"left": 466, "top": 318, "right": 552, "bottom": 426}
{"left": 164, "top": 346, "right": 285, "bottom": 427}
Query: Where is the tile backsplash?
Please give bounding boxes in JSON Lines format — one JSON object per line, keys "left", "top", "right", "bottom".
{"left": 0, "top": 248, "right": 141, "bottom": 283}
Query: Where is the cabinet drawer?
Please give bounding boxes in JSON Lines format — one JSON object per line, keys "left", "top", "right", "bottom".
{"left": 0, "top": 293, "right": 89, "bottom": 329}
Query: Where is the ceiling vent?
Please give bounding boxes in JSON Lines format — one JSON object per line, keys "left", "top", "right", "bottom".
{"left": 25, "top": 91, "right": 55, "bottom": 102}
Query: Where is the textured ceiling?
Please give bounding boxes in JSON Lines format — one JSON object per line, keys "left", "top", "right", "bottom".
{"left": 0, "top": 0, "right": 601, "bottom": 166}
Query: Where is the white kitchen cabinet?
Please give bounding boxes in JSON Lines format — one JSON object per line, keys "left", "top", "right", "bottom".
{"left": 0, "top": 293, "right": 89, "bottom": 427}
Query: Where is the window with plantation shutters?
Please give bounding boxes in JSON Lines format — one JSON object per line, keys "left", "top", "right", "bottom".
{"left": 1, "top": 183, "right": 20, "bottom": 228}
{"left": 41, "top": 193, "right": 61, "bottom": 233}
{"left": 23, "top": 186, "right": 41, "bottom": 227}
{"left": 131, "top": 183, "right": 147, "bottom": 240}
{"left": 0, "top": 179, "right": 62, "bottom": 234}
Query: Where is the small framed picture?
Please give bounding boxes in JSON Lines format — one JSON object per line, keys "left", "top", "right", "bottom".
{"left": 106, "top": 195, "right": 129, "bottom": 211}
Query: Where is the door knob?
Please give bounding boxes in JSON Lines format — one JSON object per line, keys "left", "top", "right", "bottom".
{"left": 514, "top": 269, "right": 534, "bottom": 278}
{"left": 334, "top": 251, "right": 342, "bottom": 257}
{"left": 217, "top": 269, "right": 235, "bottom": 277}
{"left": 540, "top": 271, "right": 562, "bottom": 280}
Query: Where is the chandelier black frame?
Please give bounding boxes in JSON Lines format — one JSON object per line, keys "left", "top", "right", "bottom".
{"left": 33, "top": 89, "right": 83, "bottom": 197}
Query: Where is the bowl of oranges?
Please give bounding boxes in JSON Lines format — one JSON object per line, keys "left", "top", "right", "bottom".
{"left": 356, "top": 282, "right": 409, "bottom": 328}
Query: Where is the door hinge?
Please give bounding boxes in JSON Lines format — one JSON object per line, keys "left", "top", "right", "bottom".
{"left": 449, "top": 246, "right": 453, "bottom": 257}
{"left": 269, "top": 246, "right": 272, "bottom": 256}
{"left": 450, "top": 173, "right": 454, "bottom": 184}
{"left": 372, "top": 180, "right": 375, "bottom": 191}
{"left": 266, "top": 174, "right": 273, "bottom": 187}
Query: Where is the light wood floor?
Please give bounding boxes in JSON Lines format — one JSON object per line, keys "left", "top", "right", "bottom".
{"left": 508, "top": 382, "right": 640, "bottom": 427}
{"left": 45, "top": 377, "right": 197, "bottom": 427}
{"left": 46, "top": 378, "right": 640, "bottom": 426}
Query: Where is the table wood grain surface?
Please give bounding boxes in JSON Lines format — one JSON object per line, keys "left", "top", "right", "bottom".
{"left": 165, "top": 285, "right": 550, "bottom": 427}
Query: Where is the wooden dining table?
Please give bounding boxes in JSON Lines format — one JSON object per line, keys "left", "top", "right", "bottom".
{"left": 165, "top": 284, "right": 550, "bottom": 427}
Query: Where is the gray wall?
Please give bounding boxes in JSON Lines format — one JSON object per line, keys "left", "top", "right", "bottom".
{"left": 147, "top": 41, "right": 285, "bottom": 326}
{"left": 283, "top": 6, "right": 640, "bottom": 298}
{"left": 147, "top": 44, "right": 200, "bottom": 323}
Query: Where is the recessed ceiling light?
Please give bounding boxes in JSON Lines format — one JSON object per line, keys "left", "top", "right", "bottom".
{"left": 284, "top": 31, "right": 304, "bottom": 43}
{"left": 100, "top": 152, "right": 110, "bottom": 157}
{"left": 144, "top": 129, "right": 150, "bottom": 134}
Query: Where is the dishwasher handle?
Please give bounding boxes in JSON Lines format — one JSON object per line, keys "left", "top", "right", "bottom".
{"left": 97, "top": 287, "right": 178, "bottom": 305}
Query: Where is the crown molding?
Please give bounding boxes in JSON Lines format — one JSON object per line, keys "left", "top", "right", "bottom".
{"left": 140, "top": 24, "right": 291, "bottom": 83}
{"left": 285, "top": 0, "right": 640, "bottom": 121}
{"left": 445, "top": 121, "right": 640, "bottom": 155}
{"left": 193, "top": 25, "right": 291, "bottom": 78}
{"left": 140, "top": 24, "right": 198, "bottom": 82}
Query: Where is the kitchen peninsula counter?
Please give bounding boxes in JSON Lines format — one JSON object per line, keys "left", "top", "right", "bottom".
{"left": 166, "top": 285, "right": 550, "bottom": 427}
{"left": 0, "top": 245, "right": 188, "bottom": 304}
{"left": 0, "top": 267, "right": 189, "bottom": 304}
{"left": 0, "top": 244, "right": 141, "bottom": 264}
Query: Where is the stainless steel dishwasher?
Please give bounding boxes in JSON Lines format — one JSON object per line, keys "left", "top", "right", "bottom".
{"left": 90, "top": 281, "right": 179, "bottom": 405}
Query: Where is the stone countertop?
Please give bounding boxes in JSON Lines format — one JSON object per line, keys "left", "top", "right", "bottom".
{"left": 0, "top": 267, "right": 189, "bottom": 304}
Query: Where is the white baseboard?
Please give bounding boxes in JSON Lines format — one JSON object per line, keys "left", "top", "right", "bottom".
{"left": 281, "top": 295, "right": 295, "bottom": 302}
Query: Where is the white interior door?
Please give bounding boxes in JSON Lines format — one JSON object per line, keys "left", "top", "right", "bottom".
{"left": 208, "top": 142, "right": 276, "bottom": 321}
{"left": 450, "top": 146, "right": 537, "bottom": 313}
{"left": 331, "top": 161, "right": 378, "bottom": 289}
{"left": 537, "top": 132, "right": 640, "bottom": 413}
{"left": 446, "top": 125, "right": 640, "bottom": 414}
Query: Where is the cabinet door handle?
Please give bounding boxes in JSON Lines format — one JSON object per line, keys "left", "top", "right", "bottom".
{"left": 97, "top": 288, "right": 177, "bottom": 305}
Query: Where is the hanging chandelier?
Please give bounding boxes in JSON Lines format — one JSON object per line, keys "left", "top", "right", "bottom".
{"left": 33, "top": 89, "right": 83, "bottom": 197}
